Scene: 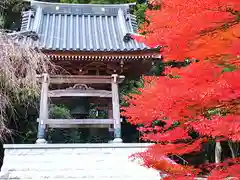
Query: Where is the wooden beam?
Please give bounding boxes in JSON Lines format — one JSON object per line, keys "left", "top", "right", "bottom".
{"left": 49, "top": 89, "right": 112, "bottom": 98}
{"left": 48, "top": 124, "right": 110, "bottom": 128}
{"left": 37, "top": 118, "right": 114, "bottom": 125}
{"left": 36, "top": 75, "right": 125, "bottom": 84}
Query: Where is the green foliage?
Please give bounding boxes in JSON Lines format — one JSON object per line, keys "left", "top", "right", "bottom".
{"left": 47, "top": 104, "right": 83, "bottom": 143}
{"left": 164, "top": 59, "right": 192, "bottom": 68}
{"left": 49, "top": 104, "right": 72, "bottom": 119}
{"left": 7, "top": 102, "right": 39, "bottom": 144}
{"left": 1, "top": 0, "right": 29, "bottom": 30}
{"left": 47, "top": 104, "right": 110, "bottom": 143}
{"left": 0, "top": 16, "right": 4, "bottom": 28}
{"left": 134, "top": 3, "right": 147, "bottom": 26}
{"left": 87, "top": 104, "right": 111, "bottom": 143}
{"left": 147, "top": 61, "right": 165, "bottom": 75}
{"left": 88, "top": 103, "right": 108, "bottom": 119}
{"left": 120, "top": 78, "right": 144, "bottom": 106}
{"left": 5, "top": 86, "right": 40, "bottom": 143}
{"left": 222, "top": 66, "right": 236, "bottom": 72}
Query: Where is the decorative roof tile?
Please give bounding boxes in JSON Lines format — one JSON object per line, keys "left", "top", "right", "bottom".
{"left": 20, "top": 1, "right": 153, "bottom": 52}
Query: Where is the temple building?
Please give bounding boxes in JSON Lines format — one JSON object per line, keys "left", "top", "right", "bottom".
{"left": 14, "top": 0, "right": 161, "bottom": 143}
{"left": 0, "top": 1, "right": 163, "bottom": 179}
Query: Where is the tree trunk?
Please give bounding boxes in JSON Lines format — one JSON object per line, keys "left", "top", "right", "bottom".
{"left": 228, "top": 141, "right": 236, "bottom": 158}
{"left": 215, "top": 141, "right": 222, "bottom": 163}
{"left": 228, "top": 141, "right": 240, "bottom": 158}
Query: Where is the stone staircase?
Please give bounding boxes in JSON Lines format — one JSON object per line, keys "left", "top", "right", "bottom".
{"left": 0, "top": 143, "right": 160, "bottom": 180}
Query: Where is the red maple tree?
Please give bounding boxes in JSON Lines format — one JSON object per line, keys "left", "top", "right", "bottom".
{"left": 123, "top": 0, "right": 240, "bottom": 179}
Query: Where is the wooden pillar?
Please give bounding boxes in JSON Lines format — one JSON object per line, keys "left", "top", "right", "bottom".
{"left": 111, "top": 74, "right": 122, "bottom": 143}
{"left": 36, "top": 73, "right": 49, "bottom": 144}
{"left": 108, "top": 101, "right": 114, "bottom": 142}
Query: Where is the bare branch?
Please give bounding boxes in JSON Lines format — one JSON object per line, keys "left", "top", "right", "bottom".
{"left": 0, "top": 31, "right": 54, "bottom": 140}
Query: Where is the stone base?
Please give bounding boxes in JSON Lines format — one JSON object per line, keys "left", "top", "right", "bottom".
{"left": 35, "top": 138, "right": 47, "bottom": 144}
{"left": 112, "top": 138, "right": 123, "bottom": 143}
{"left": 2, "top": 143, "right": 160, "bottom": 180}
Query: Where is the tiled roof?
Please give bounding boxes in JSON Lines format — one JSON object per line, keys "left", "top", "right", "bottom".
{"left": 1, "top": 143, "right": 161, "bottom": 180}
{"left": 20, "top": 1, "right": 153, "bottom": 52}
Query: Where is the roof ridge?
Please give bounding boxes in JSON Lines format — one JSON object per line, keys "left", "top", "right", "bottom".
{"left": 30, "top": 0, "right": 136, "bottom": 8}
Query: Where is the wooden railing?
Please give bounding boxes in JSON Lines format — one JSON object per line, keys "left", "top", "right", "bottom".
{"left": 37, "top": 118, "right": 114, "bottom": 125}
{"left": 48, "top": 89, "right": 112, "bottom": 97}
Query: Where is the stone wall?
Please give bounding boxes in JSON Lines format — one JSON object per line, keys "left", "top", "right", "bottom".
{"left": 0, "top": 143, "right": 160, "bottom": 180}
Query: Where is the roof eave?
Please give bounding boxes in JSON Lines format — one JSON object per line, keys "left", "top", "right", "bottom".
{"left": 42, "top": 48, "right": 160, "bottom": 54}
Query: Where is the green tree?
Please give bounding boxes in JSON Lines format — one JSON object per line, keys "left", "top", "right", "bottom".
{"left": 0, "top": 0, "right": 29, "bottom": 30}
{"left": 133, "top": 3, "right": 147, "bottom": 26}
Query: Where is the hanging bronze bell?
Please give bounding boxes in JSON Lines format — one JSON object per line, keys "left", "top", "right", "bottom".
{"left": 70, "top": 97, "right": 89, "bottom": 118}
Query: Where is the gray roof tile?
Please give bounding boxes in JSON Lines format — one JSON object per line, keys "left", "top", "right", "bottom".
{"left": 20, "top": 1, "right": 152, "bottom": 52}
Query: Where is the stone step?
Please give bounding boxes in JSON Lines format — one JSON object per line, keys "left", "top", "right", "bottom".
{"left": 0, "top": 143, "right": 160, "bottom": 180}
